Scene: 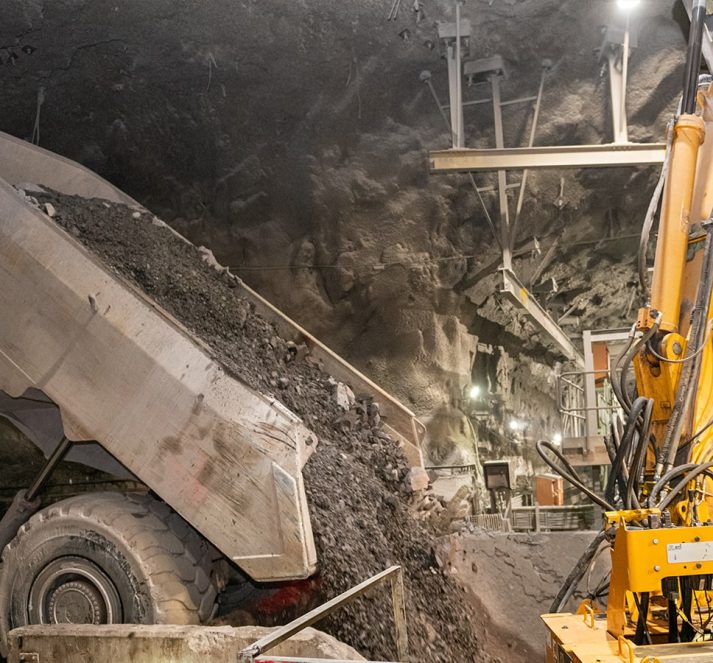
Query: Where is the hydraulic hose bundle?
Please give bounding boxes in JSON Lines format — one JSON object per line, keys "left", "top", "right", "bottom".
{"left": 540, "top": 189, "right": 713, "bottom": 618}
{"left": 543, "top": 0, "right": 713, "bottom": 624}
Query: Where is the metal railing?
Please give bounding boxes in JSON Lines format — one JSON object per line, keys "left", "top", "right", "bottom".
{"left": 239, "top": 566, "right": 408, "bottom": 663}
{"left": 470, "top": 512, "right": 510, "bottom": 532}
{"left": 510, "top": 504, "right": 597, "bottom": 532}
{"left": 557, "top": 371, "right": 586, "bottom": 438}
{"left": 469, "top": 504, "right": 597, "bottom": 533}
{"left": 557, "top": 369, "right": 623, "bottom": 438}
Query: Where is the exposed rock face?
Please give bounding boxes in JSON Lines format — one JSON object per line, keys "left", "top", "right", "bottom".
{"left": 444, "top": 531, "right": 611, "bottom": 663}
{"left": 0, "top": 0, "right": 688, "bottom": 465}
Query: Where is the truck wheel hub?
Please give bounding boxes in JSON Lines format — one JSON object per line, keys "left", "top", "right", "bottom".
{"left": 47, "top": 580, "right": 105, "bottom": 624}
{"left": 29, "top": 556, "right": 122, "bottom": 625}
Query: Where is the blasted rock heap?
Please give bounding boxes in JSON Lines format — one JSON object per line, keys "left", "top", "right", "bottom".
{"left": 25, "top": 187, "right": 490, "bottom": 663}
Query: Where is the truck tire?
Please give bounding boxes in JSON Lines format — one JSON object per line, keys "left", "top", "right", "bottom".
{"left": 0, "top": 491, "right": 218, "bottom": 656}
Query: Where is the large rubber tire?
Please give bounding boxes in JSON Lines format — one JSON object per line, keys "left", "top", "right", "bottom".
{"left": 0, "top": 491, "right": 218, "bottom": 656}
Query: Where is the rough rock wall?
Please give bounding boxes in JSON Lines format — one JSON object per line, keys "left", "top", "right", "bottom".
{"left": 0, "top": 0, "right": 688, "bottom": 467}
{"left": 445, "top": 531, "right": 611, "bottom": 663}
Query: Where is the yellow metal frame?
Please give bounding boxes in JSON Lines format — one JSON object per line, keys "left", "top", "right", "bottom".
{"left": 544, "top": 86, "right": 713, "bottom": 662}
{"left": 608, "top": 522, "right": 713, "bottom": 637}
{"left": 646, "top": 114, "right": 704, "bottom": 334}
{"left": 544, "top": 610, "right": 713, "bottom": 662}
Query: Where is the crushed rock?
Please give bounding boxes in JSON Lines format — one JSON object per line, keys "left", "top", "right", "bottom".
{"left": 27, "top": 187, "right": 490, "bottom": 663}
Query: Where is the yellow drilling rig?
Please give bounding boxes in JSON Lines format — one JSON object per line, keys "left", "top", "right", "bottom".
{"left": 541, "top": 1, "right": 713, "bottom": 660}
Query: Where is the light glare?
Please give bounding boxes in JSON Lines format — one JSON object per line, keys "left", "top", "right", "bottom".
{"left": 469, "top": 385, "right": 481, "bottom": 400}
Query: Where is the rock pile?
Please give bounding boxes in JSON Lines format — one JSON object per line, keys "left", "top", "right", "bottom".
{"left": 413, "top": 485, "right": 476, "bottom": 535}
{"left": 24, "top": 187, "right": 490, "bottom": 663}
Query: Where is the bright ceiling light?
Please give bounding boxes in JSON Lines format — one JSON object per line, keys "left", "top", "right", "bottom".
{"left": 553, "top": 433, "right": 563, "bottom": 445}
{"left": 509, "top": 419, "right": 521, "bottom": 431}
{"left": 617, "top": 0, "right": 640, "bottom": 10}
{"left": 468, "top": 385, "right": 481, "bottom": 400}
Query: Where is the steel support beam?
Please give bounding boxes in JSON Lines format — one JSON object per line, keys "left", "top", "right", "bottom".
{"left": 454, "top": 0, "right": 464, "bottom": 147}
{"left": 585, "top": 328, "right": 632, "bottom": 344}
{"left": 446, "top": 45, "right": 464, "bottom": 147}
{"left": 582, "top": 330, "right": 599, "bottom": 441}
{"left": 429, "top": 142, "right": 666, "bottom": 172}
{"left": 500, "top": 268, "right": 584, "bottom": 366}
{"left": 491, "top": 74, "right": 511, "bottom": 269}
{"left": 607, "top": 49, "right": 628, "bottom": 144}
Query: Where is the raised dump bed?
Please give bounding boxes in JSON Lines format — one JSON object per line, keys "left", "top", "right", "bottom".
{"left": 0, "top": 131, "right": 425, "bottom": 469}
{"left": 0, "top": 131, "right": 425, "bottom": 581}
{"left": 0, "top": 132, "right": 427, "bottom": 652}
{"left": 0, "top": 173, "right": 317, "bottom": 581}
{"left": 0, "top": 130, "right": 502, "bottom": 663}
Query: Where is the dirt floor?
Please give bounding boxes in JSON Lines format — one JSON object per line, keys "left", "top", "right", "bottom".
{"left": 25, "top": 186, "right": 493, "bottom": 662}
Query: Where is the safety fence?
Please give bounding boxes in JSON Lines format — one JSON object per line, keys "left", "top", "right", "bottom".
{"left": 557, "top": 369, "right": 622, "bottom": 439}
{"left": 469, "top": 504, "right": 597, "bottom": 533}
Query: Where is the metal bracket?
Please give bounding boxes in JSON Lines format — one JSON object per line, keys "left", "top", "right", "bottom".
{"left": 500, "top": 268, "right": 584, "bottom": 366}
{"left": 425, "top": 37, "right": 585, "bottom": 363}
{"left": 19, "top": 653, "right": 40, "bottom": 663}
{"left": 240, "top": 566, "right": 409, "bottom": 663}
{"left": 429, "top": 142, "right": 666, "bottom": 171}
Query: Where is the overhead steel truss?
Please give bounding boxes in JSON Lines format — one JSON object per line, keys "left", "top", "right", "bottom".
{"left": 427, "top": 5, "right": 667, "bottom": 367}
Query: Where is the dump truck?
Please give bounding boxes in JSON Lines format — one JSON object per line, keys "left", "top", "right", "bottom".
{"left": 0, "top": 131, "right": 425, "bottom": 655}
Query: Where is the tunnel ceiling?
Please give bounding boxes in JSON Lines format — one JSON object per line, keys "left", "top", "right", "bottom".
{"left": 1, "top": 0, "right": 690, "bottom": 459}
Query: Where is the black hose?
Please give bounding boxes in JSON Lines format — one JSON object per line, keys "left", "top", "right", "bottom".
{"left": 681, "top": 576, "right": 696, "bottom": 641}
{"left": 618, "top": 343, "right": 636, "bottom": 413}
{"left": 647, "top": 320, "right": 712, "bottom": 364}
{"left": 687, "top": 417, "right": 713, "bottom": 448}
{"left": 617, "top": 321, "right": 661, "bottom": 415}
{"left": 625, "top": 399, "right": 654, "bottom": 509}
{"left": 604, "top": 430, "right": 618, "bottom": 466}
{"left": 536, "top": 440, "right": 615, "bottom": 511}
{"left": 611, "top": 330, "right": 636, "bottom": 412}
{"left": 668, "top": 596, "right": 680, "bottom": 643}
{"left": 658, "top": 462, "right": 713, "bottom": 511}
{"left": 682, "top": 0, "right": 707, "bottom": 115}
{"left": 634, "top": 592, "right": 652, "bottom": 645}
{"left": 605, "top": 398, "right": 649, "bottom": 506}
{"left": 550, "top": 530, "right": 609, "bottom": 613}
{"left": 639, "top": 120, "right": 675, "bottom": 301}
{"left": 648, "top": 463, "right": 698, "bottom": 507}
{"left": 612, "top": 413, "right": 624, "bottom": 454}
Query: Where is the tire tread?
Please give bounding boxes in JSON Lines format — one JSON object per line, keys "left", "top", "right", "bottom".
{"left": 0, "top": 490, "right": 218, "bottom": 655}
